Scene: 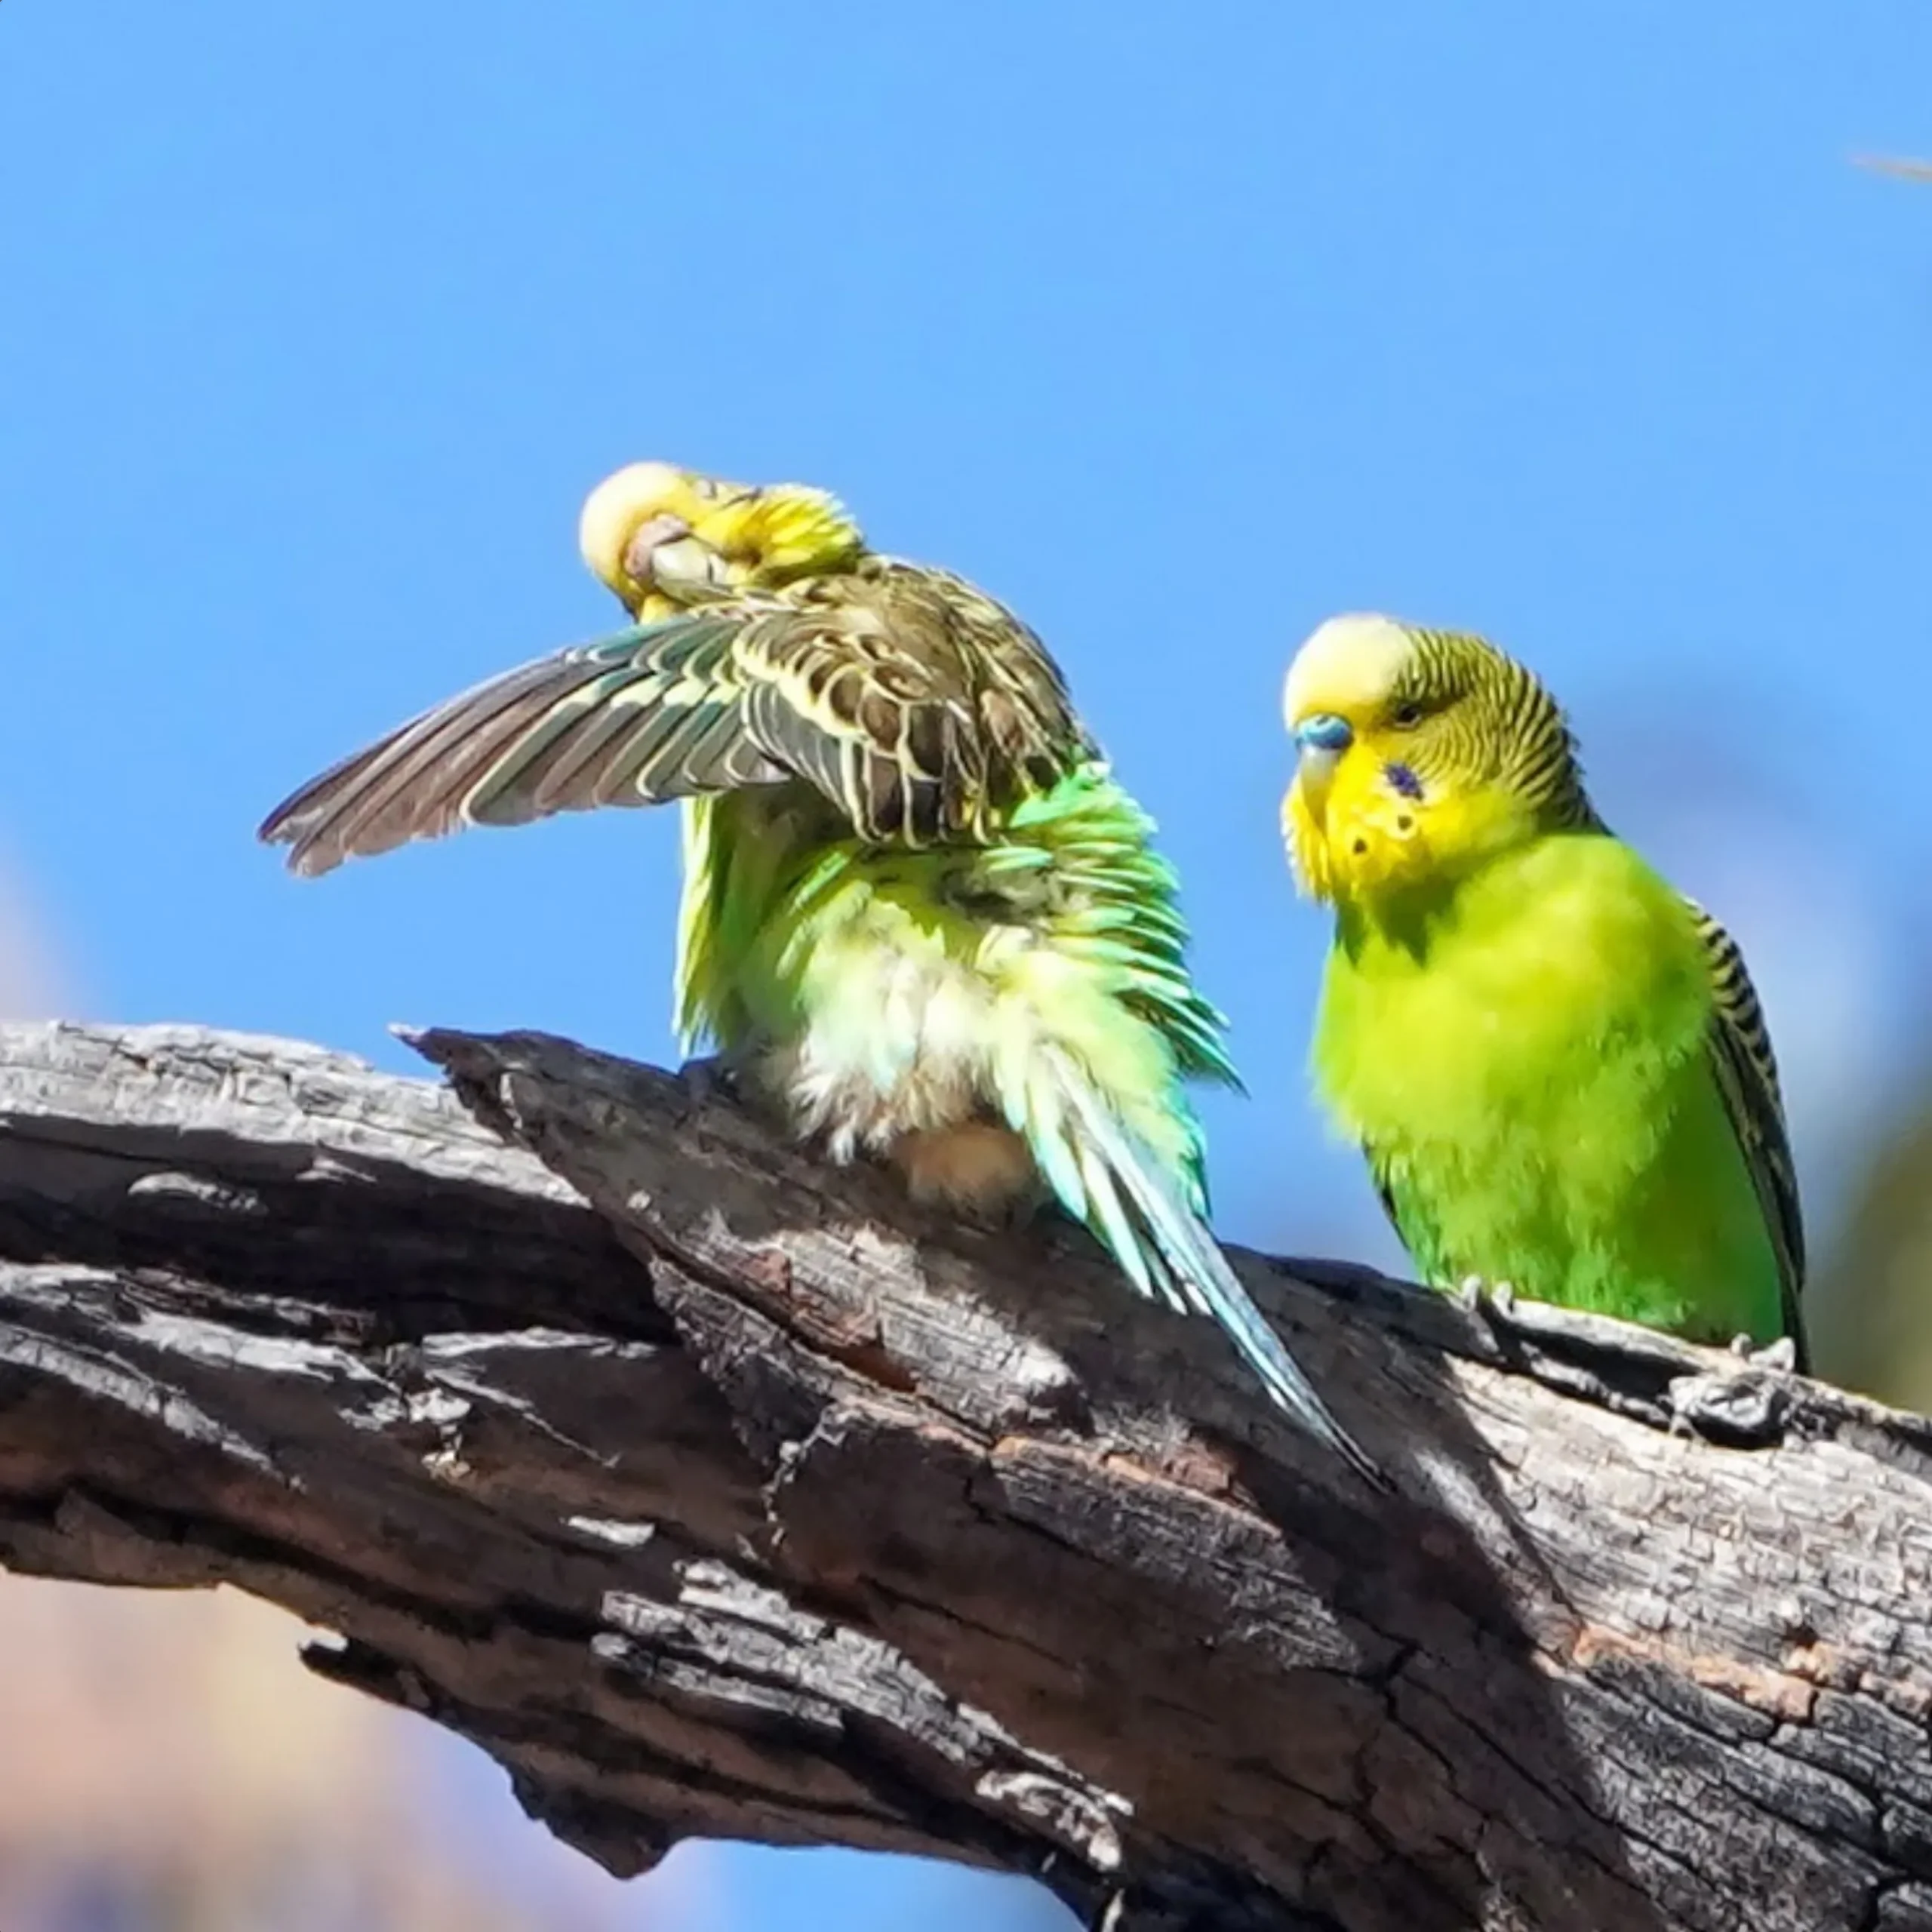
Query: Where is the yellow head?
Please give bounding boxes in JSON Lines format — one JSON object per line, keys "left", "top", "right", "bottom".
{"left": 1281, "top": 613, "right": 1586, "bottom": 908}
{"left": 577, "top": 460, "right": 866, "bottom": 618}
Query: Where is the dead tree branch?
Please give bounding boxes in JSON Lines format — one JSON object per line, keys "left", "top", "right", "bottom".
{"left": 0, "top": 1020, "right": 1927, "bottom": 1931}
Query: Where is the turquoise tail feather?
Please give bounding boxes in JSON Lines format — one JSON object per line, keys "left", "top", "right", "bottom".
{"left": 1040, "top": 1048, "right": 1386, "bottom": 1486}
{"left": 681, "top": 768, "right": 1380, "bottom": 1482}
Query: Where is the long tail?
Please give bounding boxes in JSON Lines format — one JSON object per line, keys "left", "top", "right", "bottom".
{"left": 1021, "top": 1046, "right": 1386, "bottom": 1486}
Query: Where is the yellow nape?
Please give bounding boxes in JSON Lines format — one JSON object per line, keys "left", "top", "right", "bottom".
{"left": 577, "top": 460, "right": 864, "bottom": 614}
{"left": 714, "top": 483, "right": 864, "bottom": 588}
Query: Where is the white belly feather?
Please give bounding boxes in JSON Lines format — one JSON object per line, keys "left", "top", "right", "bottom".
{"left": 751, "top": 925, "right": 1040, "bottom": 1214}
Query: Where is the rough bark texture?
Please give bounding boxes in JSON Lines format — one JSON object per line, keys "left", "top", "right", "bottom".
{"left": 0, "top": 1020, "right": 1927, "bottom": 1932}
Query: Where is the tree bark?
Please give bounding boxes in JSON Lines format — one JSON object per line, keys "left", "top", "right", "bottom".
{"left": 0, "top": 1020, "right": 1926, "bottom": 1932}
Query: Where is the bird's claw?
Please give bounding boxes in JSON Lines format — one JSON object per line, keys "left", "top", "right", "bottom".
{"left": 1455, "top": 1275, "right": 1518, "bottom": 1320}
{"left": 1669, "top": 1362, "right": 1796, "bottom": 1441}
{"left": 1671, "top": 1334, "right": 1800, "bottom": 1441}
{"left": 949, "top": 1191, "right": 1046, "bottom": 1236}
{"left": 1727, "top": 1332, "right": 1798, "bottom": 1373}
{"left": 678, "top": 1053, "right": 737, "bottom": 1115}
{"left": 999, "top": 1192, "right": 1045, "bottom": 1235}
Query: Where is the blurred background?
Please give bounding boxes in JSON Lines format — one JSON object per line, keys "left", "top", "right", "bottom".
{"left": 2, "top": 2, "right": 1929, "bottom": 1926}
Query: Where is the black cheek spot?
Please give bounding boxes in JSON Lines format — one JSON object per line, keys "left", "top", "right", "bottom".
{"left": 1386, "top": 761, "right": 1425, "bottom": 801}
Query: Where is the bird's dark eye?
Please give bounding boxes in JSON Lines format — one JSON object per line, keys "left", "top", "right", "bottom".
{"left": 1390, "top": 700, "right": 1424, "bottom": 729}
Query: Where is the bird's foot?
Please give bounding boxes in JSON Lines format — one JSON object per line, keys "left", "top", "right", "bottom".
{"left": 676, "top": 1053, "right": 740, "bottom": 1118}
{"left": 924, "top": 1188, "right": 1043, "bottom": 1235}
{"left": 990, "top": 1192, "right": 1044, "bottom": 1235}
{"left": 1455, "top": 1275, "right": 1518, "bottom": 1321}
{"left": 937, "top": 1193, "right": 1027, "bottom": 1233}
{"left": 891, "top": 1124, "right": 1038, "bottom": 1229}
{"left": 1670, "top": 1334, "right": 1800, "bottom": 1443}
{"left": 1727, "top": 1331, "right": 1798, "bottom": 1373}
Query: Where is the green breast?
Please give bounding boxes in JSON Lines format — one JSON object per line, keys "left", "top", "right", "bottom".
{"left": 1314, "top": 832, "right": 1786, "bottom": 1343}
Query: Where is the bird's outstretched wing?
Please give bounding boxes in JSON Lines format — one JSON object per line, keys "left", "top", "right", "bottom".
{"left": 260, "top": 564, "right": 1093, "bottom": 875}
{"left": 1689, "top": 900, "right": 1809, "bottom": 1369}
{"left": 258, "top": 615, "right": 774, "bottom": 874}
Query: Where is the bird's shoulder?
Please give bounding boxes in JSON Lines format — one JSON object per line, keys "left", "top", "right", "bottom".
{"left": 725, "top": 555, "right": 1096, "bottom": 819}
{"left": 755, "top": 556, "right": 1068, "bottom": 686}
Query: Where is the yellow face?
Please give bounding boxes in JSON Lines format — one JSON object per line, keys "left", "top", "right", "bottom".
{"left": 1280, "top": 613, "right": 1533, "bottom": 906}
{"left": 577, "top": 461, "right": 865, "bottom": 617}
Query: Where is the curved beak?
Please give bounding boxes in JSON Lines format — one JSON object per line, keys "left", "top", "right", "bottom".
{"left": 623, "top": 514, "right": 728, "bottom": 598}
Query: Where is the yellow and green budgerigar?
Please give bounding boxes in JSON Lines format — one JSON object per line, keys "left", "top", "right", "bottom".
{"left": 1280, "top": 611, "right": 1806, "bottom": 1365}
{"left": 259, "top": 463, "right": 1380, "bottom": 1477}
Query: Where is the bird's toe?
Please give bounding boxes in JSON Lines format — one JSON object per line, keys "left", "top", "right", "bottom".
{"left": 1454, "top": 1275, "right": 1518, "bottom": 1324}
{"left": 678, "top": 1053, "right": 740, "bottom": 1114}
{"left": 1728, "top": 1332, "right": 1798, "bottom": 1374}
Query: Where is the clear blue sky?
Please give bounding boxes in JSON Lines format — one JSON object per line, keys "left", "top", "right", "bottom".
{"left": 4, "top": 5, "right": 1930, "bottom": 1927}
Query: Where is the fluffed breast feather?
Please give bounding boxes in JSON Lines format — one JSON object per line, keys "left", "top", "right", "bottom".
{"left": 258, "top": 556, "right": 1097, "bottom": 876}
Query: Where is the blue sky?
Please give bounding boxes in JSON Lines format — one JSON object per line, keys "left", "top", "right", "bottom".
{"left": 4, "top": 4, "right": 1930, "bottom": 1927}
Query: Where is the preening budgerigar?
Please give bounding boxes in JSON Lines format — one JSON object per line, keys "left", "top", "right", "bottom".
{"left": 260, "top": 463, "right": 1381, "bottom": 1477}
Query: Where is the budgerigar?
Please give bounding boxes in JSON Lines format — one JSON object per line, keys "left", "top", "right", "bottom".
{"left": 1280, "top": 612, "right": 1805, "bottom": 1365}
{"left": 259, "top": 463, "right": 1380, "bottom": 1476}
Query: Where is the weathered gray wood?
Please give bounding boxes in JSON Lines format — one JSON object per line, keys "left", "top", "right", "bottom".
{"left": 0, "top": 1020, "right": 1927, "bottom": 1932}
